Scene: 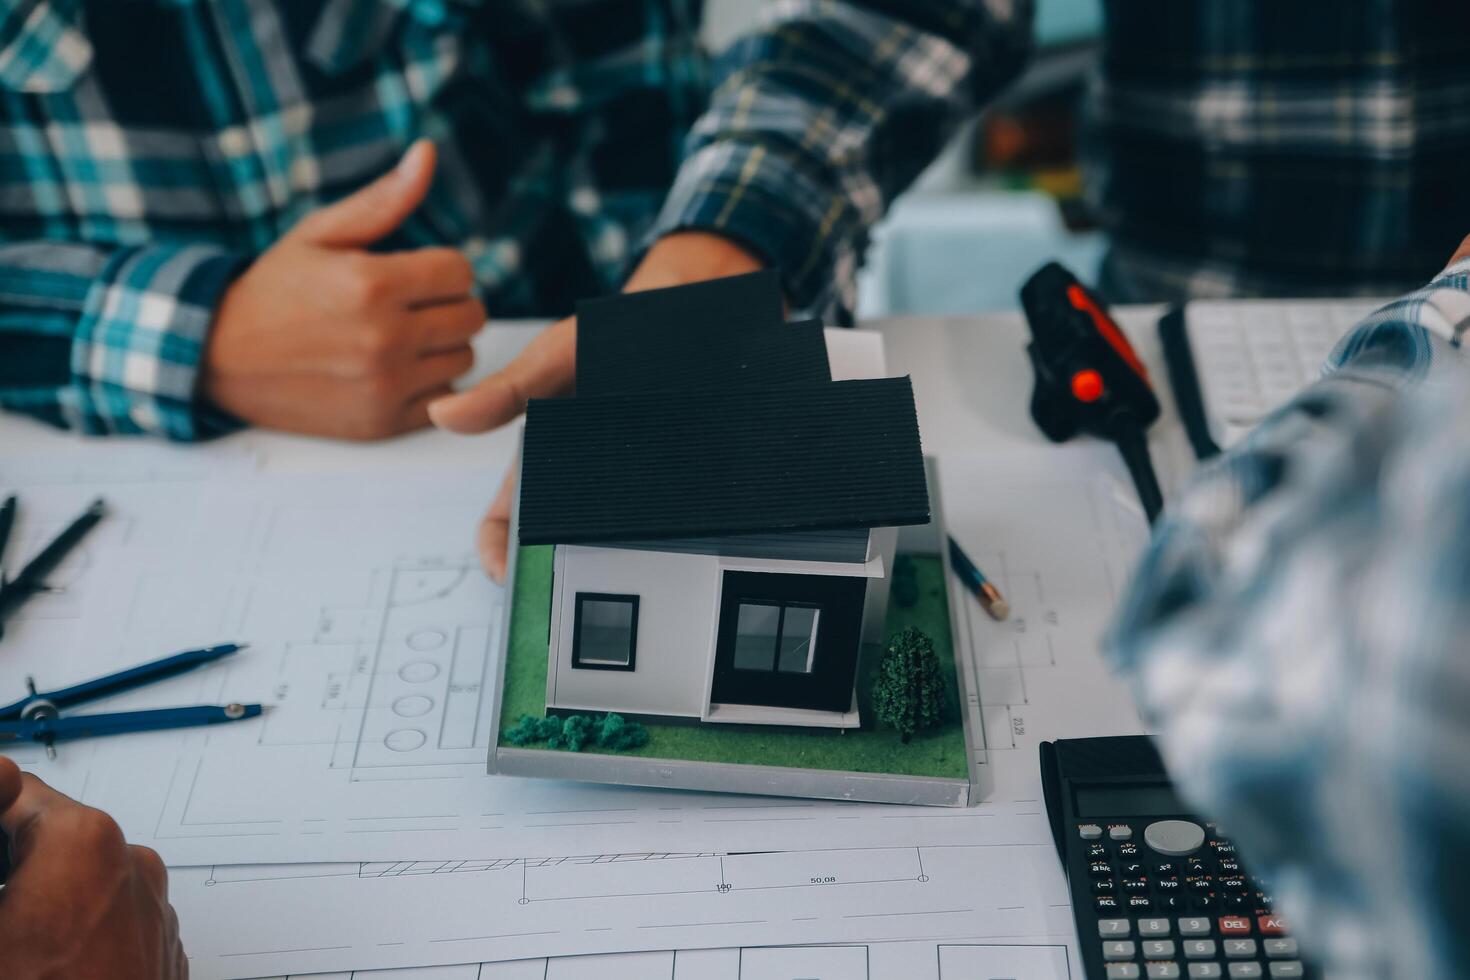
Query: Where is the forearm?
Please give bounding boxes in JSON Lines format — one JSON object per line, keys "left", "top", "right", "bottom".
{"left": 1107, "top": 258, "right": 1470, "bottom": 976}
{"left": 652, "top": 0, "right": 1034, "bottom": 321}
{"left": 0, "top": 241, "right": 245, "bottom": 439}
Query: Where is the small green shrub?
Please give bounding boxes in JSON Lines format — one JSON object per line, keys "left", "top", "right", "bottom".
{"left": 871, "top": 627, "right": 946, "bottom": 743}
{"left": 506, "top": 712, "right": 648, "bottom": 753}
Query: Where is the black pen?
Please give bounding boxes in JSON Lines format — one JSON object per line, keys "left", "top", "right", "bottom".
{"left": 0, "top": 497, "right": 106, "bottom": 640}
{"left": 0, "top": 494, "right": 15, "bottom": 574}
{"left": 947, "top": 535, "right": 1010, "bottom": 622}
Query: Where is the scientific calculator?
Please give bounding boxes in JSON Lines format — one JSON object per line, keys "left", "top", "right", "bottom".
{"left": 1041, "top": 736, "right": 1313, "bottom": 980}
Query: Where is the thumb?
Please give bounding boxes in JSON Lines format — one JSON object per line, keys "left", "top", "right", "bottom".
{"left": 429, "top": 316, "right": 576, "bottom": 434}
{"left": 293, "top": 140, "right": 437, "bottom": 248}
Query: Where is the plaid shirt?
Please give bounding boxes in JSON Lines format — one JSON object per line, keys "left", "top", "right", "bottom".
{"left": 1109, "top": 258, "right": 1470, "bottom": 977}
{"left": 1085, "top": 0, "right": 1470, "bottom": 304}
{"left": 0, "top": 0, "right": 1032, "bottom": 440}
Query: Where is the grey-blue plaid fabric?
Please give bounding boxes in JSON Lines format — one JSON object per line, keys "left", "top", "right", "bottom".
{"left": 0, "top": 0, "right": 1032, "bottom": 439}
{"left": 1108, "top": 258, "right": 1470, "bottom": 978}
{"left": 1084, "top": 0, "right": 1470, "bottom": 304}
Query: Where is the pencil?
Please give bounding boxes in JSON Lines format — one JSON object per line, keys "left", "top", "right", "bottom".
{"left": 946, "top": 535, "right": 1010, "bottom": 622}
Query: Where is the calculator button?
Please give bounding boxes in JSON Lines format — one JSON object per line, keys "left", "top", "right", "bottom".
{"left": 1156, "top": 878, "right": 1182, "bottom": 894}
{"left": 1257, "top": 916, "right": 1288, "bottom": 936}
{"left": 1262, "top": 939, "right": 1297, "bottom": 958}
{"left": 1123, "top": 878, "right": 1151, "bottom": 894}
{"left": 1096, "top": 896, "right": 1122, "bottom": 913}
{"left": 1091, "top": 861, "right": 1115, "bottom": 878}
{"left": 1146, "top": 964, "right": 1181, "bottom": 979}
{"left": 1188, "top": 966, "right": 1223, "bottom": 979}
{"left": 1121, "top": 862, "right": 1147, "bottom": 876}
{"left": 1218, "top": 877, "right": 1248, "bottom": 893}
{"left": 1080, "top": 824, "right": 1104, "bottom": 840}
{"left": 1094, "top": 879, "right": 1117, "bottom": 894}
{"left": 1190, "top": 895, "right": 1215, "bottom": 912}
{"left": 1223, "top": 939, "right": 1258, "bottom": 958}
{"left": 1210, "top": 840, "right": 1237, "bottom": 857}
{"left": 1227, "top": 964, "right": 1263, "bottom": 979}
{"left": 1145, "top": 820, "right": 1206, "bottom": 857}
{"left": 1103, "top": 941, "right": 1137, "bottom": 961}
{"left": 1089, "top": 844, "right": 1110, "bottom": 860}
{"left": 1140, "top": 940, "right": 1175, "bottom": 959}
{"left": 1154, "top": 862, "right": 1178, "bottom": 876}
{"left": 1157, "top": 894, "right": 1186, "bottom": 912}
{"left": 1106, "top": 966, "right": 1142, "bottom": 980}
{"left": 1217, "top": 860, "right": 1242, "bottom": 875}
{"left": 1137, "top": 918, "right": 1170, "bottom": 936}
{"left": 1268, "top": 963, "right": 1304, "bottom": 978}
{"left": 1128, "top": 896, "right": 1154, "bottom": 911}
{"left": 1118, "top": 843, "right": 1142, "bottom": 858}
{"left": 1183, "top": 940, "right": 1216, "bottom": 959}
{"left": 1099, "top": 919, "right": 1132, "bottom": 937}
{"left": 1187, "top": 876, "right": 1215, "bottom": 894}
{"left": 1178, "top": 917, "right": 1211, "bottom": 936}
{"left": 1111, "top": 825, "right": 1134, "bottom": 841}
{"left": 1218, "top": 916, "right": 1251, "bottom": 935}
{"left": 1225, "top": 895, "right": 1250, "bottom": 912}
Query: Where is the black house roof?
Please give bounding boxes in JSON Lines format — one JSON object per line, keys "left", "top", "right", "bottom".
{"left": 517, "top": 377, "right": 930, "bottom": 545}
{"left": 576, "top": 271, "right": 830, "bottom": 395}
{"left": 519, "top": 272, "right": 929, "bottom": 545}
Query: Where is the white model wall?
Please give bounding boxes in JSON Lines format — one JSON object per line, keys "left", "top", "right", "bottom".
{"left": 548, "top": 545, "right": 720, "bottom": 719}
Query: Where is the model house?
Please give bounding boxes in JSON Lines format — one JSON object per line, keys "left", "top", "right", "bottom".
{"left": 514, "top": 272, "right": 931, "bottom": 730}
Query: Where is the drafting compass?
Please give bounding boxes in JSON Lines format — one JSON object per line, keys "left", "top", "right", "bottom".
{"left": 0, "top": 644, "right": 263, "bottom": 758}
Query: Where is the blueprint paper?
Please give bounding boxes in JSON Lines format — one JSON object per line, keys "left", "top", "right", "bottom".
{"left": 175, "top": 843, "right": 1075, "bottom": 979}
{"left": 250, "top": 937, "right": 1077, "bottom": 980}
{"left": 0, "top": 444, "right": 1145, "bottom": 867}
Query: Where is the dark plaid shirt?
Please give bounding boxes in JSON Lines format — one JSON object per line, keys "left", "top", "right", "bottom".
{"left": 1084, "top": 0, "right": 1470, "bottom": 303}
{"left": 0, "top": 0, "right": 1032, "bottom": 439}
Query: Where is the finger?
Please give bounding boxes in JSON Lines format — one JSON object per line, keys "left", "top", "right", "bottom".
{"left": 1452, "top": 233, "right": 1470, "bottom": 265}
{"left": 402, "top": 347, "right": 476, "bottom": 400}
{"left": 0, "top": 756, "right": 21, "bottom": 815}
{"left": 374, "top": 247, "right": 477, "bottom": 306}
{"left": 394, "top": 385, "right": 456, "bottom": 435}
{"left": 0, "top": 771, "right": 83, "bottom": 843}
{"left": 478, "top": 463, "right": 518, "bottom": 583}
{"left": 130, "top": 844, "right": 169, "bottom": 901}
{"left": 409, "top": 296, "right": 486, "bottom": 354}
{"left": 292, "top": 140, "right": 436, "bottom": 249}
{"left": 429, "top": 316, "right": 575, "bottom": 434}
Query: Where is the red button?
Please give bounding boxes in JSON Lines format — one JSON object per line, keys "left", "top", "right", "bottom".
{"left": 1070, "top": 369, "right": 1105, "bottom": 403}
{"left": 1219, "top": 916, "right": 1252, "bottom": 935}
{"left": 1257, "top": 915, "right": 1287, "bottom": 936}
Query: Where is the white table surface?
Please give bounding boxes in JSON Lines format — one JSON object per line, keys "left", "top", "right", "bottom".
{"left": 0, "top": 309, "right": 1192, "bottom": 494}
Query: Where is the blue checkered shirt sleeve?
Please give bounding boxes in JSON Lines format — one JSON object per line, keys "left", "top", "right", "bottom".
{"left": 1107, "top": 258, "right": 1470, "bottom": 977}
{"left": 0, "top": 241, "right": 245, "bottom": 440}
{"left": 650, "top": 0, "right": 1034, "bottom": 322}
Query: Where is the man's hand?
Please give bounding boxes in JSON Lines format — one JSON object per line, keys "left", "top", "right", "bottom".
{"left": 0, "top": 757, "right": 186, "bottom": 979}
{"left": 202, "top": 141, "right": 485, "bottom": 440}
{"left": 428, "top": 231, "right": 766, "bottom": 581}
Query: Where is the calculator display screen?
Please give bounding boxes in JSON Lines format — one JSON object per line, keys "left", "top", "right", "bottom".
{"left": 1073, "top": 783, "right": 1187, "bottom": 818}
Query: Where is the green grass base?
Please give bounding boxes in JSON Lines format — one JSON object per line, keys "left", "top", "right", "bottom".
{"left": 499, "top": 546, "right": 969, "bottom": 780}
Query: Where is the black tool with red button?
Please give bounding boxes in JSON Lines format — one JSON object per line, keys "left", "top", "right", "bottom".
{"left": 1020, "top": 262, "right": 1165, "bottom": 523}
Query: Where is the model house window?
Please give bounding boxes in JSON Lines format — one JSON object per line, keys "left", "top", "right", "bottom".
{"left": 572, "top": 594, "right": 639, "bottom": 671}
{"left": 732, "top": 602, "right": 820, "bottom": 675}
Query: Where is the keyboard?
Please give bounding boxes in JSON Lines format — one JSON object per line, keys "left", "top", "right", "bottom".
{"left": 1184, "top": 299, "right": 1385, "bottom": 449}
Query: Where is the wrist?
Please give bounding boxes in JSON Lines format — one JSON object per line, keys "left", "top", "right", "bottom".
{"left": 625, "top": 231, "right": 765, "bottom": 294}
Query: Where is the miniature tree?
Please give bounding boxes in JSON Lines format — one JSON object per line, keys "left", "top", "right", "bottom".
{"left": 871, "top": 627, "right": 946, "bottom": 743}
{"left": 891, "top": 554, "right": 918, "bottom": 608}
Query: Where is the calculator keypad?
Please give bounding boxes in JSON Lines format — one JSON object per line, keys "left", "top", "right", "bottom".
{"left": 1077, "top": 820, "right": 1310, "bottom": 979}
